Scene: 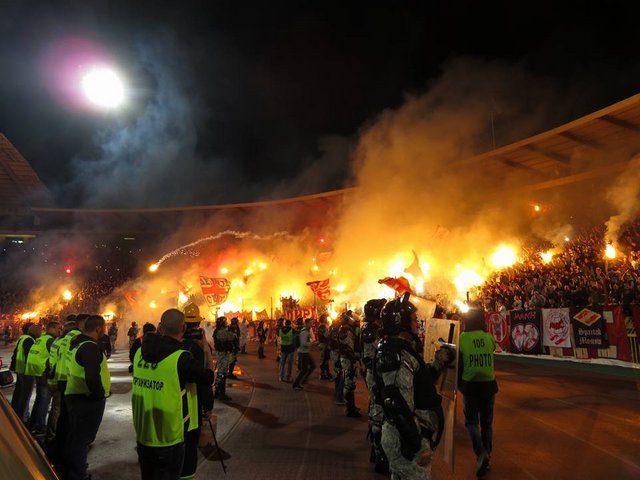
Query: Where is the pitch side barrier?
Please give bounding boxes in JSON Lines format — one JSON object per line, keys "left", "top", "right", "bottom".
{"left": 484, "top": 304, "right": 640, "bottom": 366}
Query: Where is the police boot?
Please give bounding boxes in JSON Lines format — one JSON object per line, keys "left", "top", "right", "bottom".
{"left": 215, "top": 380, "right": 232, "bottom": 401}
{"left": 373, "top": 430, "right": 390, "bottom": 473}
{"left": 334, "top": 377, "right": 346, "bottom": 405}
{"left": 345, "top": 392, "right": 361, "bottom": 418}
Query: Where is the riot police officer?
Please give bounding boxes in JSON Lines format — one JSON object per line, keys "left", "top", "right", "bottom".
{"left": 328, "top": 321, "right": 344, "bottom": 404}
{"left": 374, "top": 292, "right": 454, "bottom": 480}
{"left": 338, "top": 312, "right": 361, "bottom": 417}
{"left": 316, "top": 314, "right": 331, "bottom": 380}
{"left": 360, "top": 298, "right": 388, "bottom": 473}
{"left": 213, "top": 317, "right": 236, "bottom": 401}
{"left": 228, "top": 317, "right": 241, "bottom": 379}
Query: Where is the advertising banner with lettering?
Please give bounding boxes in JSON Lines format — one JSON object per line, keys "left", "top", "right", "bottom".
{"left": 510, "top": 309, "right": 543, "bottom": 354}
{"left": 542, "top": 308, "right": 572, "bottom": 348}
{"left": 485, "top": 312, "right": 510, "bottom": 352}
{"left": 570, "top": 305, "right": 609, "bottom": 348}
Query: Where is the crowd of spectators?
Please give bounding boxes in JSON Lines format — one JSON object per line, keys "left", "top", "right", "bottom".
{"left": 476, "top": 222, "right": 640, "bottom": 315}
{"left": 0, "top": 237, "right": 142, "bottom": 316}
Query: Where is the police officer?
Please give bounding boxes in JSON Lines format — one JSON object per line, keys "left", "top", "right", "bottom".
{"left": 64, "top": 315, "right": 111, "bottom": 480}
{"left": 278, "top": 319, "right": 295, "bottom": 382}
{"left": 213, "top": 316, "right": 236, "bottom": 401}
{"left": 374, "top": 293, "right": 454, "bottom": 480}
{"left": 181, "top": 303, "right": 215, "bottom": 480}
{"left": 328, "top": 321, "right": 345, "bottom": 404}
{"left": 228, "top": 317, "right": 241, "bottom": 379}
{"left": 132, "top": 308, "right": 215, "bottom": 480}
{"left": 459, "top": 303, "right": 498, "bottom": 478}
{"left": 360, "top": 298, "right": 388, "bottom": 473}
{"left": 10, "top": 322, "right": 40, "bottom": 422}
{"left": 256, "top": 320, "right": 268, "bottom": 359}
{"left": 25, "top": 320, "right": 61, "bottom": 434}
{"left": 316, "top": 314, "right": 332, "bottom": 380}
{"left": 339, "top": 312, "right": 361, "bottom": 417}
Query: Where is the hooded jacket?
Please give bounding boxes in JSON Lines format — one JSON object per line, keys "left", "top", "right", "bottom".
{"left": 139, "top": 333, "right": 214, "bottom": 397}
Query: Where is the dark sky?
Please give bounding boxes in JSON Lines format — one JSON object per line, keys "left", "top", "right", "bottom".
{"left": 1, "top": 1, "right": 640, "bottom": 208}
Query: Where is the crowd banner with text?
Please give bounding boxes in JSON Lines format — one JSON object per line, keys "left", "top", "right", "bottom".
{"left": 284, "top": 307, "right": 318, "bottom": 322}
{"left": 570, "top": 305, "right": 609, "bottom": 349}
{"left": 541, "top": 308, "right": 572, "bottom": 348}
{"left": 200, "top": 277, "right": 231, "bottom": 307}
{"left": 484, "top": 312, "right": 510, "bottom": 352}
{"left": 509, "top": 309, "right": 543, "bottom": 354}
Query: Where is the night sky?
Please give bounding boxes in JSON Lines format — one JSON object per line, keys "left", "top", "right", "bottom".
{"left": 1, "top": 1, "right": 640, "bottom": 208}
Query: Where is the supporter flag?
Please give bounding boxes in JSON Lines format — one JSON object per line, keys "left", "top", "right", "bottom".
{"left": 306, "top": 278, "right": 331, "bottom": 301}
{"left": 378, "top": 276, "right": 412, "bottom": 295}
{"left": 570, "top": 305, "right": 609, "bottom": 348}
{"left": 542, "top": 308, "right": 572, "bottom": 348}
{"left": 510, "top": 309, "right": 543, "bottom": 354}
{"left": 200, "top": 277, "right": 231, "bottom": 307}
{"left": 123, "top": 290, "right": 142, "bottom": 310}
{"left": 404, "top": 250, "right": 424, "bottom": 279}
{"left": 485, "top": 312, "right": 510, "bottom": 352}
{"left": 316, "top": 247, "right": 334, "bottom": 264}
{"left": 255, "top": 309, "right": 270, "bottom": 321}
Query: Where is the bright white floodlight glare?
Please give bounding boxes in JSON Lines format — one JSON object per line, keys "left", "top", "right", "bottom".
{"left": 81, "top": 67, "right": 125, "bottom": 108}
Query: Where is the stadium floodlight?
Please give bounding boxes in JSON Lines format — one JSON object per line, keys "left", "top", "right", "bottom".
{"left": 81, "top": 67, "right": 125, "bottom": 108}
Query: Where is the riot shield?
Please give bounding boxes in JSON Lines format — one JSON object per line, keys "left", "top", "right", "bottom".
{"left": 424, "top": 317, "right": 460, "bottom": 472}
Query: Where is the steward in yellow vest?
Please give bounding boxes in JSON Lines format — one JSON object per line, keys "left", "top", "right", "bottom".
{"left": 62, "top": 315, "right": 110, "bottom": 480}
{"left": 132, "top": 308, "right": 214, "bottom": 480}
{"left": 9, "top": 323, "right": 40, "bottom": 422}
{"left": 25, "top": 320, "right": 61, "bottom": 434}
{"left": 459, "top": 304, "right": 499, "bottom": 478}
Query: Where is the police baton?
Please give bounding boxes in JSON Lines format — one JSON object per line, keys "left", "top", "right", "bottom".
{"left": 208, "top": 417, "right": 228, "bottom": 474}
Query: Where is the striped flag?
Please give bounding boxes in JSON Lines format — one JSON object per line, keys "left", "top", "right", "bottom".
{"left": 306, "top": 278, "right": 331, "bottom": 301}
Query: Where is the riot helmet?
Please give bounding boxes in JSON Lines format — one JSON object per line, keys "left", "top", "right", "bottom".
{"left": 363, "top": 298, "right": 387, "bottom": 322}
{"left": 381, "top": 292, "right": 417, "bottom": 334}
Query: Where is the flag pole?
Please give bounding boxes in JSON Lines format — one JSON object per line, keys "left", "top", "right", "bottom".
{"left": 313, "top": 293, "right": 317, "bottom": 320}
{"left": 270, "top": 296, "right": 273, "bottom": 320}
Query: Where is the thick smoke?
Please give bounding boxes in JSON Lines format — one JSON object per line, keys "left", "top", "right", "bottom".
{"left": 605, "top": 155, "right": 640, "bottom": 242}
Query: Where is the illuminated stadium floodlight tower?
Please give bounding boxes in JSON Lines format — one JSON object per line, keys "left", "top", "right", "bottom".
{"left": 81, "top": 67, "right": 125, "bottom": 108}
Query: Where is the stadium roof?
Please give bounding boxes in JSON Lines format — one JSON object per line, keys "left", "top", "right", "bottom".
{"left": 0, "top": 134, "right": 51, "bottom": 213}
{"left": 3, "top": 91, "right": 640, "bottom": 234}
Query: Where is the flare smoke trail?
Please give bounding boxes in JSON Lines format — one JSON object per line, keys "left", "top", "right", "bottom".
{"left": 605, "top": 155, "right": 640, "bottom": 242}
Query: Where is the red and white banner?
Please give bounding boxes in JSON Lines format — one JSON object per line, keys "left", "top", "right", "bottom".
{"left": 306, "top": 278, "right": 331, "bottom": 302}
{"left": 542, "top": 308, "right": 572, "bottom": 348}
{"left": 200, "top": 277, "right": 231, "bottom": 307}
{"left": 284, "top": 307, "right": 318, "bottom": 322}
{"left": 485, "top": 312, "right": 510, "bottom": 352}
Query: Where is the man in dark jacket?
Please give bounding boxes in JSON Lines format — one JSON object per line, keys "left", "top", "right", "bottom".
{"left": 132, "top": 309, "right": 215, "bottom": 480}
{"left": 128, "top": 323, "right": 157, "bottom": 373}
{"left": 63, "top": 315, "right": 110, "bottom": 480}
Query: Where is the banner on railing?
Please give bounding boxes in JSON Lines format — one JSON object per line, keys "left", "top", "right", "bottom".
{"left": 542, "top": 308, "right": 572, "bottom": 348}
{"left": 485, "top": 312, "right": 510, "bottom": 352}
{"left": 570, "top": 305, "right": 609, "bottom": 348}
{"left": 510, "top": 309, "right": 542, "bottom": 354}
